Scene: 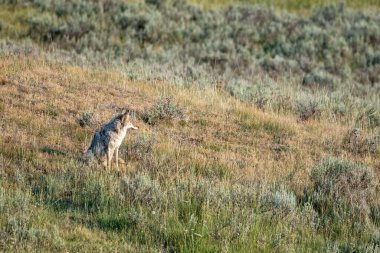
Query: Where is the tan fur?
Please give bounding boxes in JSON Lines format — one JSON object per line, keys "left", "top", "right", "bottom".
{"left": 85, "top": 111, "right": 137, "bottom": 170}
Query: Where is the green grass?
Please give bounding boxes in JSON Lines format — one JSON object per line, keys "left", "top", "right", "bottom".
{"left": 0, "top": 5, "right": 38, "bottom": 38}
{"left": 113, "top": 0, "right": 380, "bottom": 11}
{"left": 189, "top": 0, "right": 380, "bottom": 12}
{"left": 0, "top": 0, "right": 380, "bottom": 251}
{"left": 2, "top": 165, "right": 373, "bottom": 252}
{"left": 0, "top": 168, "right": 331, "bottom": 252}
{"left": 0, "top": 53, "right": 379, "bottom": 251}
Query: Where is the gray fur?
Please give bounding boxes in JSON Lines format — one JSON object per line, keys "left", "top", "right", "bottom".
{"left": 85, "top": 112, "right": 137, "bottom": 169}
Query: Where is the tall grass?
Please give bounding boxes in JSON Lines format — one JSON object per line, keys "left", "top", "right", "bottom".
{"left": 1, "top": 157, "right": 378, "bottom": 251}
{"left": 0, "top": 0, "right": 380, "bottom": 251}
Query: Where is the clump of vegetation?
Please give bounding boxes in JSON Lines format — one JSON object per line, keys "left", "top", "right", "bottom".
{"left": 0, "top": 186, "right": 32, "bottom": 247}
{"left": 356, "top": 108, "right": 380, "bottom": 130}
{"left": 121, "top": 173, "right": 164, "bottom": 206}
{"left": 260, "top": 56, "right": 300, "bottom": 80}
{"left": 145, "top": 0, "right": 166, "bottom": 8}
{"left": 302, "top": 70, "right": 337, "bottom": 89}
{"left": 297, "top": 98, "right": 321, "bottom": 121}
{"left": 43, "top": 104, "right": 60, "bottom": 118}
{"left": 78, "top": 111, "right": 94, "bottom": 128}
{"left": 260, "top": 186, "right": 296, "bottom": 216}
{"left": 308, "top": 158, "right": 375, "bottom": 222}
{"left": 0, "top": 184, "right": 65, "bottom": 250}
{"left": 142, "top": 97, "right": 187, "bottom": 125}
{"left": 124, "top": 132, "right": 156, "bottom": 161}
{"left": 342, "top": 128, "right": 380, "bottom": 155}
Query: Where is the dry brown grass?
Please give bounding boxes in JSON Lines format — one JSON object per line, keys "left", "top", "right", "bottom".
{"left": 1, "top": 54, "right": 378, "bottom": 192}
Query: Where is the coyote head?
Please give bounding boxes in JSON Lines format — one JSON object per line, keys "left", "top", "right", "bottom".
{"left": 121, "top": 113, "right": 138, "bottom": 130}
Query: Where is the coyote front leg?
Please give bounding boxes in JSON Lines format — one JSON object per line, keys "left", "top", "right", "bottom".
{"left": 115, "top": 147, "right": 119, "bottom": 169}
{"left": 106, "top": 148, "right": 113, "bottom": 170}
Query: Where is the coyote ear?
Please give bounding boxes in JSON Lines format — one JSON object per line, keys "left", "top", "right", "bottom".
{"left": 121, "top": 113, "right": 130, "bottom": 124}
{"left": 120, "top": 113, "right": 126, "bottom": 123}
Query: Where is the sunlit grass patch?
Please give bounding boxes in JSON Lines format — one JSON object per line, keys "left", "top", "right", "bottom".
{"left": 236, "top": 112, "right": 295, "bottom": 138}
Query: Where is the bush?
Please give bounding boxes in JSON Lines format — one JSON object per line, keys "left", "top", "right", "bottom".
{"left": 145, "top": 0, "right": 166, "bottom": 8}
{"left": 26, "top": 14, "right": 70, "bottom": 42}
{"left": 302, "top": 70, "right": 337, "bottom": 89}
{"left": 142, "top": 96, "right": 187, "bottom": 125}
{"left": 309, "top": 158, "right": 375, "bottom": 222}
{"left": 122, "top": 173, "right": 164, "bottom": 206}
{"left": 342, "top": 128, "right": 380, "bottom": 155}
{"left": 0, "top": 187, "right": 31, "bottom": 243}
{"left": 355, "top": 107, "right": 380, "bottom": 130}
{"left": 124, "top": 132, "right": 156, "bottom": 161}
{"left": 260, "top": 56, "right": 300, "bottom": 79}
{"left": 297, "top": 98, "right": 321, "bottom": 121}
{"left": 78, "top": 111, "right": 94, "bottom": 128}
{"left": 260, "top": 186, "right": 296, "bottom": 216}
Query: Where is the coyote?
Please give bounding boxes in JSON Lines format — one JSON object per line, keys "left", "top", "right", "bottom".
{"left": 85, "top": 111, "right": 137, "bottom": 169}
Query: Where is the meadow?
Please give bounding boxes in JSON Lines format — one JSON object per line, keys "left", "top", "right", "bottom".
{"left": 0, "top": 0, "right": 380, "bottom": 252}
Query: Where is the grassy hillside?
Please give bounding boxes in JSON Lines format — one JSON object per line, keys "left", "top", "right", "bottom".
{"left": 1, "top": 0, "right": 380, "bottom": 252}
{"left": 1, "top": 45, "right": 380, "bottom": 252}
{"left": 1, "top": 1, "right": 380, "bottom": 89}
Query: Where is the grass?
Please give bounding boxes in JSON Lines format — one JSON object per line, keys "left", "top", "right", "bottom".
{"left": 0, "top": 5, "right": 39, "bottom": 38}
{"left": 0, "top": 0, "right": 380, "bottom": 251}
{"left": 75, "top": 0, "right": 380, "bottom": 11}
{"left": 188, "top": 0, "right": 380, "bottom": 12}
{"left": 0, "top": 51, "right": 379, "bottom": 251}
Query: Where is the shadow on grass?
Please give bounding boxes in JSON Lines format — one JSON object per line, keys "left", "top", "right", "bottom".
{"left": 41, "top": 146, "right": 68, "bottom": 156}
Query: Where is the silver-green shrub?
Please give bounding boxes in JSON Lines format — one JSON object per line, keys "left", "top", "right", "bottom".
{"left": 310, "top": 157, "right": 375, "bottom": 222}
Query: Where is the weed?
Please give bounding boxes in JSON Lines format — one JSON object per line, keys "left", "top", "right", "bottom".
{"left": 143, "top": 97, "right": 187, "bottom": 125}
{"left": 43, "top": 104, "right": 59, "bottom": 118}
{"left": 302, "top": 70, "right": 337, "bottom": 89}
{"left": 124, "top": 132, "right": 156, "bottom": 161}
{"left": 78, "top": 112, "right": 94, "bottom": 128}
{"left": 297, "top": 98, "right": 321, "bottom": 121}
{"left": 309, "top": 157, "right": 375, "bottom": 222}
{"left": 356, "top": 107, "right": 380, "bottom": 130}
{"left": 260, "top": 186, "right": 296, "bottom": 217}
{"left": 342, "top": 128, "right": 380, "bottom": 155}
